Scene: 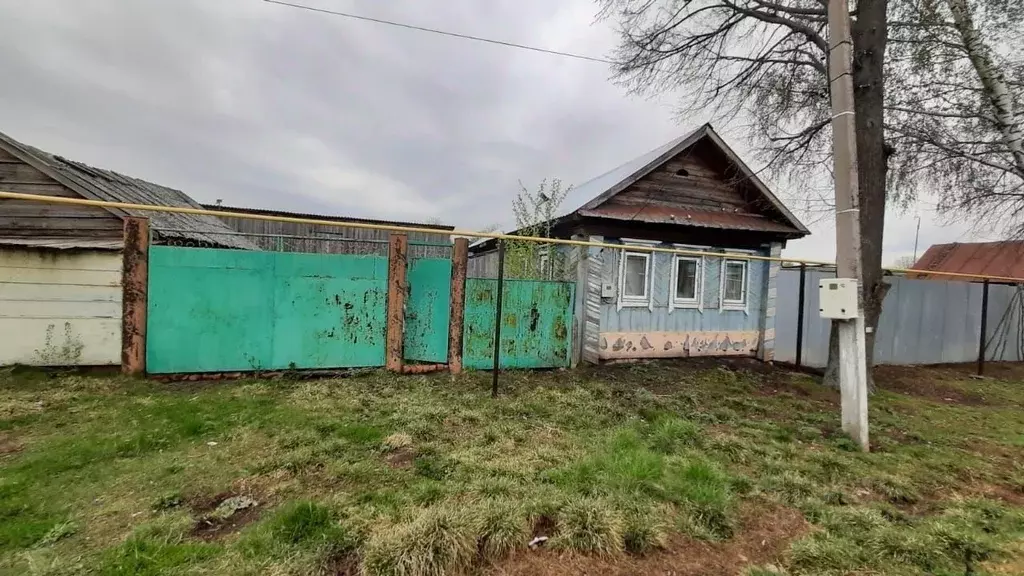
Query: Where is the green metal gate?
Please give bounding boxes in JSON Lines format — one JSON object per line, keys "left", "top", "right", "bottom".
{"left": 404, "top": 257, "right": 452, "bottom": 363}
{"left": 146, "top": 247, "right": 388, "bottom": 373}
{"left": 463, "top": 279, "right": 574, "bottom": 369}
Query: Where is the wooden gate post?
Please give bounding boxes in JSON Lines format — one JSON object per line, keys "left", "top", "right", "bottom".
{"left": 448, "top": 238, "right": 469, "bottom": 374}
{"left": 122, "top": 217, "right": 150, "bottom": 375}
{"left": 386, "top": 233, "right": 409, "bottom": 372}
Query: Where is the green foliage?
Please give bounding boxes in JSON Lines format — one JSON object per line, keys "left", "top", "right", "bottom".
{"left": 361, "top": 506, "right": 477, "bottom": 576}
{"left": 551, "top": 498, "right": 624, "bottom": 555}
{"left": 474, "top": 499, "right": 530, "bottom": 559}
{"left": 268, "top": 501, "right": 343, "bottom": 547}
{"left": 505, "top": 178, "right": 574, "bottom": 280}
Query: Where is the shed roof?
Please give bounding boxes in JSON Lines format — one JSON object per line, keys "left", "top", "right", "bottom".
{"left": 0, "top": 131, "right": 257, "bottom": 249}
{"left": 910, "top": 241, "right": 1024, "bottom": 281}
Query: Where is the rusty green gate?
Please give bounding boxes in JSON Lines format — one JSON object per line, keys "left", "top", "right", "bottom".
{"left": 462, "top": 279, "right": 575, "bottom": 369}
{"left": 146, "top": 247, "right": 388, "bottom": 373}
{"left": 404, "top": 256, "right": 451, "bottom": 363}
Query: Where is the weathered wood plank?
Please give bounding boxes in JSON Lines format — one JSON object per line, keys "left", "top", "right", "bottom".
{"left": 0, "top": 148, "right": 19, "bottom": 162}
{"left": 0, "top": 216, "right": 123, "bottom": 231}
{"left": 0, "top": 163, "right": 56, "bottom": 183}
{"left": 0, "top": 202, "right": 118, "bottom": 218}
{"left": 0, "top": 183, "right": 77, "bottom": 197}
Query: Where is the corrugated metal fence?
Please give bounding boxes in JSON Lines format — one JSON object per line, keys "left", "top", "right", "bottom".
{"left": 775, "top": 267, "right": 1024, "bottom": 367}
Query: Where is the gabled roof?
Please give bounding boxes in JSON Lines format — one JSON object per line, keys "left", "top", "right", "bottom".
{"left": 478, "top": 124, "right": 808, "bottom": 248}
{"left": 566, "top": 124, "right": 807, "bottom": 234}
{"left": 910, "top": 241, "right": 1024, "bottom": 280}
{"left": 0, "top": 130, "right": 257, "bottom": 249}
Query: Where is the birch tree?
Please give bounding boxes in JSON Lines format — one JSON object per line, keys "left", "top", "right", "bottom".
{"left": 888, "top": 0, "right": 1024, "bottom": 233}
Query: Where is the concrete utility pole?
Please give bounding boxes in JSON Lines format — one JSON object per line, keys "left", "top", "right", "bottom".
{"left": 827, "top": 0, "right": 870, "bottom": 450}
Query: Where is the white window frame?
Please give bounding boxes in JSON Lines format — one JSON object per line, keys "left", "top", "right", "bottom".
{"left": 617, "top": 249, "right": 653, "bottom": 310}
{"left": 669, "top": 255, "right": 704, "bottom": 312}
{"left": 538, "top": 249, "right": 550, "bottom": 280}
{"left": 720, "top": 259, "right": 749, "bottom": 312}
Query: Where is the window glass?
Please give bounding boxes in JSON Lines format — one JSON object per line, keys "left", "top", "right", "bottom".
{"left": 724, "top": 261, "right": 746, "bottom": 303}
{"left": 676, "top": 258, "right": 699, "bottom": 301}
{"left": 623, "top": 253, "right": 648, "bottom": 298}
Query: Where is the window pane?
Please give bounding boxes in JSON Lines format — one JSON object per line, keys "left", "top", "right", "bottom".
{"left": 724, "top": 262, "right": 745, "bottom": 302}
{"left": 676, "top": 259, "right": 697, "bottom": 300}
{"left": 624, "top": 254, "right": 647, "bottom": 297}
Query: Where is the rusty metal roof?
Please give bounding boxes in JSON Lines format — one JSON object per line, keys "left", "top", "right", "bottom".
{"left": 910, "top": 241, "right": 1024, "bottom": 280}
{"left": 579, "top": 205, "right": 803, "bottom": 234}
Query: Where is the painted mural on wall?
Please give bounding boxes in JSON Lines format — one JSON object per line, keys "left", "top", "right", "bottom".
{"left": 597, "top": 330, "right": 760, "bottom": 360}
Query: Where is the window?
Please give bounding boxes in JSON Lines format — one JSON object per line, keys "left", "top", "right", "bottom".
{"left": 672, "top": 256, "right": 702, "bottom": 306}
{"left": 619, "top": 250, "right": 651, "bottom": 305}
{"left": 538, "top": 252, "right": 549, "bottom": 278}
{"left": 722, "top": 260, "right": 748, "bottom": 307}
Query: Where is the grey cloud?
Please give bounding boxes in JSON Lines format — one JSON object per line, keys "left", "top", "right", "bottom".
{"left": 0, "top": 0, "right": 689, "bottom": 228}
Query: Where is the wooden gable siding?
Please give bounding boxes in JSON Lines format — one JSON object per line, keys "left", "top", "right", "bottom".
{"left": 0, "top": 148, "right": 122, "bottom": 238}
{"left": 215, "top": 214, "right": 451, "bottom": 258}
{"left": 601, "top": 141, "right": 761, "bottom": 214}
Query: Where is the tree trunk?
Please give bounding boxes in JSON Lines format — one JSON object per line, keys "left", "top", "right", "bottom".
{"left": 946, "top": 0, "right": 1024, "bottom": 175}
{"left": 823, "top": 0, "right": 891, "bottom": 389}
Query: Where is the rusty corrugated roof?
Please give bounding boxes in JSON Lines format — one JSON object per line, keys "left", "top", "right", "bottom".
{"left": 579, "top": 205, "right": 803, "bottom": 234}
{"left": 910, "top": 241, "right": 1024, "bottom": 280}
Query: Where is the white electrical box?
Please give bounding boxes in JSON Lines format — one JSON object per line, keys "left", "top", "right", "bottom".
{"left": 819, "top": 278, "right": 860, "bottom": 319}
{"left": 601, "top": 282, "right": 615, "bottom": 298}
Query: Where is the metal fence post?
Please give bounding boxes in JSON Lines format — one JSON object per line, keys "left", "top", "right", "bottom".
{"left": 796, "top": 264, "right": 807, "bottom": 368}
{"left": 122, "top": 217, "right": 150, "bottom": 375}
{"left": 978, "top": 279, "right": 989, "bottom": 375}
{"left": 492, "top": 240, "right": 506, "bottom": 398}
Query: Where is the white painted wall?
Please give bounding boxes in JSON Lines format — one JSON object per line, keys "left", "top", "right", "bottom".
{"left": 0, "top": 248, "right": 122, "bottom": 366}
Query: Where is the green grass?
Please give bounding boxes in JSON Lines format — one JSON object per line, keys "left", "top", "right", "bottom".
{"left": 0, "top": 362, "right": 1023, "bottom": 575}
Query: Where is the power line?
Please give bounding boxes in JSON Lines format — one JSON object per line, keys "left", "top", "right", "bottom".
{"left": 262, "top": 0, "right": 614, "bottom": 64}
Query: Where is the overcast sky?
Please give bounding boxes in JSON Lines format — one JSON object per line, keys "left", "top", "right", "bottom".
{"left": 0, "top": 0, "right": 997, "bottom": 264}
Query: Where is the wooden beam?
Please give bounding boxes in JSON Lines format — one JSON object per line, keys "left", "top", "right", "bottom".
{"left": 448, "top": 237, "right": 469, "bottom": 374}
{"left": 121, "top": 217, "right": 150, "bottom": 375}
{"left": 386, "top": 233, "right": 409, "bottom": 372}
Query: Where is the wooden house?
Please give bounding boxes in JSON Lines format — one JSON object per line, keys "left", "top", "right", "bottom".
{"left": 469, "top": 124, "right": 809, "bottom": 364}
{"left": 0, "top": 130, "right": 256, "bottom": 367}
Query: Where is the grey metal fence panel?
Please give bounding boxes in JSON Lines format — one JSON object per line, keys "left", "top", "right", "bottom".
{"left": 776, "top": 268, "right": 1024, "bottom": 367}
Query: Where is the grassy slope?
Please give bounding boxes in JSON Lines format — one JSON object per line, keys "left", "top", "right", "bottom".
{"left": 0, "top": 361, "right": 1022, "bottom": 576}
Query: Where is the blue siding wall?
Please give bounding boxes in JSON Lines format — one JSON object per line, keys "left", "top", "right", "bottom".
{"left": 598, "top": 242, "right": 769, "bottom": 334}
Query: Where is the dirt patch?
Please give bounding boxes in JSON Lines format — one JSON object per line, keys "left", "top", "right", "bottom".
{"left": 492, "top": 503, "right": 808, "bottom": 576}
{"left": 0, "top": 433, "right": 23, "bottom": 455}
{"left": 384, "top": 446, "right": 416, "bottom": 469}
{"left": 874, "top": 365, "right": 990, "bottom": 405}
{"left": 188, "top": 491, "right": 261, "bottom": 541}
{"left": 324, "top": 551, "right": 360, "bottom": 575}
{"left": 532, "top": 515, "right": 557, "bottom": 539}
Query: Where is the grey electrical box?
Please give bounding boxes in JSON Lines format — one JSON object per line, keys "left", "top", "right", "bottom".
{"left": 819, "top": 278, "right": 859, "bottom": 319}
{"left": 601, "top": 282, "right": 615, "bottom": 298}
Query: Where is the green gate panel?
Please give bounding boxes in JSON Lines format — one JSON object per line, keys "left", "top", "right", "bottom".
{"left": 147, "top": 247, "right": 387, "bottom": 373}
{"left": 463, "top": 279, "right": 574, "bottom": 369}
{"left": 404, "top": 258, "right": 452, "bottom": 363}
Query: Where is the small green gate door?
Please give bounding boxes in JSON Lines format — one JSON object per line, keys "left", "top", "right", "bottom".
{"left": 403, "top": 257, "right": 451, "bottom": 363}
